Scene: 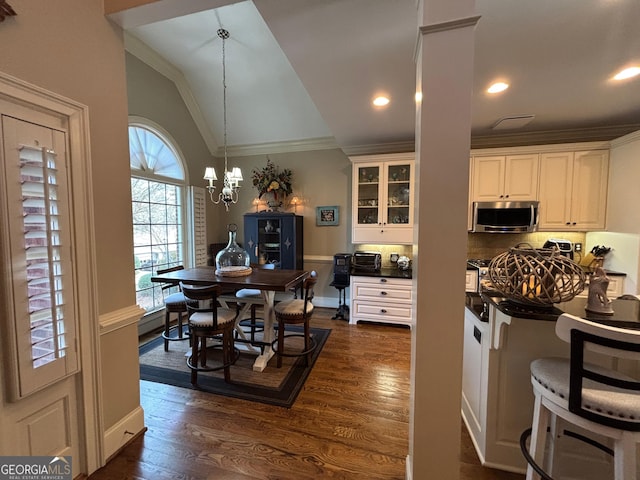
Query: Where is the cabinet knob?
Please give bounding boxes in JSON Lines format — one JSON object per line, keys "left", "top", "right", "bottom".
{"left": 566, "top": 222, "right": 571, "bottom": 225}
{"left": 505, "top": 194, "right": 509, "bottom": 198}
{"left": 380, "top": 309, "right": 387, "bottom": 314}
{"left": 380, "top": 278, "right": 387, "bottom": 283}
{"left": 380, "top": 291, "right": 387, "bottom": 295}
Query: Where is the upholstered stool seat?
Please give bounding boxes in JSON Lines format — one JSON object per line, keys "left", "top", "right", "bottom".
{"left": 272, "top": 275, "right": 317, "bottom": 368}
{"left": 531, "top": 358, "right": 640, "bottom": 423}
{"left": 181, "top": 282, "right": 239, "bottom": 384}
{"left": 275, "top": 299, "right": 315, "bottom": 317}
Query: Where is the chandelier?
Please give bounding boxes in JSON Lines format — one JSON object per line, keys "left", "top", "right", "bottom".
{"left": 203, "top": 28, "right": 242, "bottom": 211}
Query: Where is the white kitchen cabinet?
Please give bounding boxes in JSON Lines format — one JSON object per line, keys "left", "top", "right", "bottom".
{"left": 462, "top": 307, "right": 488, "bottom": 450}
{"left": 350, "top": 153, "right": 414, "bottom": 244}
{"left": 538, "top": 150, "right": 609, "bottom": 231}
{"left": 471, "top": 154, "right": 539, "bottom": 202}
{"left": 349, "top": 275, "right": 413, "bottom": 327}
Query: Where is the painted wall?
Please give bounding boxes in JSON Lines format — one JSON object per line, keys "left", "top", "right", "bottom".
{"left": 0, "top": 0, "right": 134, "bottom": 315}
{"left": 0, "top": 0, "right": 142, "bottom": 463}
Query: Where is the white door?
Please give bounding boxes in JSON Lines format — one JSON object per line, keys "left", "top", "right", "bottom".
{"left": 0, "top": 104, "right": 83, "bottom": 476}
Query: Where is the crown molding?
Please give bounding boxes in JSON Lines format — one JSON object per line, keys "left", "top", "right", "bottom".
{"left": 218, "top": 136, "right": 339, "bottom": 158}
{"left": 124, "top": 32, "right": 219, "bottom": 155}
{"left": 342, "top": 140, "right": 415, "bottom": 157}
{"left": 609, "top": 128, "right": 640, "bottom": 149}
{"left": 470, "top": 124, "right": 640, "bottom": 150}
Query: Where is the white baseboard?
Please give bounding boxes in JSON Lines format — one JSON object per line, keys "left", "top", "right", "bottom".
{"left": 138, "top": 310, "right": 163, "bottom": 336}
{"left": 406, "top": 454, "right": 412, "bottom": 480}
{"left": 103, "top": 406, "right": 146, "bottom": 462}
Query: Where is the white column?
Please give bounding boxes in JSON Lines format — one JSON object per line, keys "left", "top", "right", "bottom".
{"left": 408, "top": 1, "right": 478, "bottom": 479}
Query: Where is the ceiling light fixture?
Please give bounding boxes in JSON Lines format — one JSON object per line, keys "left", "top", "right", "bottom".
{"left": 203, "top": 28, "right": 242, "bottom": 211}
{"left": 373, "top": 96, "right": 390, "bottom": 107}
{"left": 487, "top": 82, "right": 509, "bottom": 94}
{"left": 613, "top": 66, "right": 640, "bottom": 81}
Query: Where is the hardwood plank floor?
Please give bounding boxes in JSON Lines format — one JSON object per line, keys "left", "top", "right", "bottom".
{"left": 89, "top": 307, "right": 524, "bottom": 479}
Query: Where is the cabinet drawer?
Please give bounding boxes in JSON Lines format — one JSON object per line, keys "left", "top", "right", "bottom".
{"left": 352, "top": 300, "right": 412, "bottom": 322}
{"left": 350, "top": 276, "right": 411, "bottom": 287}
{"left": 352, "top": 284, "right": 412, "bottom": 302}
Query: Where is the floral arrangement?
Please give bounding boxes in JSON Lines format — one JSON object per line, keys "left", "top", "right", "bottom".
{"left": 251, "top": 158, "right": 293, "bottom": 201}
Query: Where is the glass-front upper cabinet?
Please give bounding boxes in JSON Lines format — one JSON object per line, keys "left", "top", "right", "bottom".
{"left": 350, "top": 153, "right": 415, "bottom": 245}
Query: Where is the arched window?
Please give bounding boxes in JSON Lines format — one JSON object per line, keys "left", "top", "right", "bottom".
{"left": 129, "top": 121, "right": 187, "bottom": 312}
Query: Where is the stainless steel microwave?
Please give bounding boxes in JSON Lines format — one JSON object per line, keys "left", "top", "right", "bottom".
{"left": 472, "top": 201, "right": 539, "bottom": 233}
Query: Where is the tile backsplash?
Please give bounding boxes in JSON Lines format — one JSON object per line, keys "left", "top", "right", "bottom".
{"left": 467, "top": 232, "right": 586, "bottom": 260}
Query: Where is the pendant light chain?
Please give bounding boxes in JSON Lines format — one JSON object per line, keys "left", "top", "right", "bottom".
{"left": 218, "top": 28, "right": 229, "bottom": 176}
{"left": 203, "top": 28, "right": 242, "bottom": 211}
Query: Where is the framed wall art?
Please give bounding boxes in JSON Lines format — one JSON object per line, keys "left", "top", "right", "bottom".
{"left": 316, "top": 205, "right": 339, "bottom": 226}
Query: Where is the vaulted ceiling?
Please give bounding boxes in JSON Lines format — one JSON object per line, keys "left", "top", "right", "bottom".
{"left": 110, "top": 0, "right": 640, "bottom": 156}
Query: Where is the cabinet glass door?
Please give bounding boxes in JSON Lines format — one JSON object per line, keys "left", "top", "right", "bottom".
{"left": 257, "top": 218, "right": 281, "bottom": 267}
{"left": 356, "top": 165, "right": 380, "bottom": 225}
{"left": 386, "top": 163, "right": 411, "bottom": 225}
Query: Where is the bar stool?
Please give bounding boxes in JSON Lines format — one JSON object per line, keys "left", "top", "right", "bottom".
{"left": 157, "top": 265, "right": 193, "bottom": 352}
{"left": 181, "top": 282, "right": 239, "bottom": 384}
{"left": 234, "top": 263, "right": 275, "bottom": 346}
{"left": 520, "top": 313, "right": 640, "bottom": 480}
{"left": 272, "top": 274, "right": 317, "bottom": 368}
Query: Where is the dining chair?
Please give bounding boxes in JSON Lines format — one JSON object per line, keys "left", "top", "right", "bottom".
{"left": 180, "top": 282, "right": 238, "bottom": 384}
{"left": 156, "top": 265, "right": 193, "bottom": 352}
{"left": 520, "top": 313, "right": 640, "bottom": 480}
{"left": 272, "top": 273, "right": 318, "bottom": 368}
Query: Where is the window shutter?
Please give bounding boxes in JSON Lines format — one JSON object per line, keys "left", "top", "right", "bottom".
{"left": 1, "top": 116, "right": 78, "bottom": 399}
{"left": 190, "top": 186, "right": 207, "bottom": 266}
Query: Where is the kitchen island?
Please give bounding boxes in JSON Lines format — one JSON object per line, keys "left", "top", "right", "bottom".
{"left": 462, "top": 293, "right": 640, "bottom": 478}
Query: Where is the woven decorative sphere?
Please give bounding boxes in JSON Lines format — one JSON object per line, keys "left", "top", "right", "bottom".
{"left": 488, "top": 243, "right": 586, "bottom": 306}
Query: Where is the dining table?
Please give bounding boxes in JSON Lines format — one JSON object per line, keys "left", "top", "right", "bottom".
{"left": 150, "top": 266, "right": 309, "bottom": 372}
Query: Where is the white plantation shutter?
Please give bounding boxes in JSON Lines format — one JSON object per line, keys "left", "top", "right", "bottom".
{"left": 1, "top": 116, "right": 78, "bottom": 399}
{"left": 190, "top": 186, "right": 207, "bottom": 266}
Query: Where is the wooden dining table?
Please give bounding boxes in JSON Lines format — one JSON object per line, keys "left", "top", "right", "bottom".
{"left": 150, "top": 266, "right": 309, "bottom": 372}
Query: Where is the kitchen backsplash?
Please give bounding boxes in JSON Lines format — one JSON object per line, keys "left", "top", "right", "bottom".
{"left": 467, "top": 232, "right": 586, "bottom": 261}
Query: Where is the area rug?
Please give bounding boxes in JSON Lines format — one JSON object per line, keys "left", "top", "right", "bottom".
{"left": 139, "top": 325, "right": 330, "bottom": 408}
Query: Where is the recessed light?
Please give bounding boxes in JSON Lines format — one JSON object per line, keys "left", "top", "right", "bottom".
{"left": 373, "top": 96, "right": 390, "bottom": 107}
{"left": 487, "top": 82, "right": 509, "bottom": 94}
{"left": 613, "top": 66, "right": 640, "bottom": 81}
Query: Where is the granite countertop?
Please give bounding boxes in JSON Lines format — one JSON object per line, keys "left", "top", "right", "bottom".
{"left": 472, "top": 292, "right": 640, "bottom": 329}
{"left": 350, "top": 267, "right": 412, "bottom": 279}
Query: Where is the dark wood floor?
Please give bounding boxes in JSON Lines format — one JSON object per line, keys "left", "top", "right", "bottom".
{"left": 88, "top": 308, "right": 524, "bottom": 479}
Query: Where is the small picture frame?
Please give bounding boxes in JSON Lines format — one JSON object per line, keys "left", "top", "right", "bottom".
{"left": 316, "top": 205, "right": 339, "bottom": 226}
